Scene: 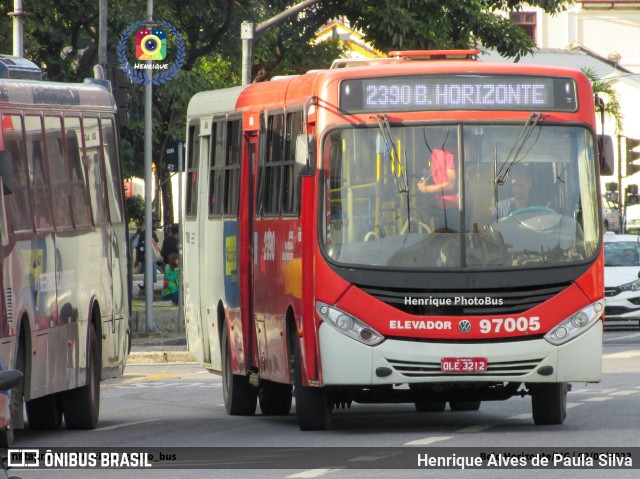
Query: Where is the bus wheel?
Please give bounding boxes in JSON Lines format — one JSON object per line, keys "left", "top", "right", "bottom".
{"left": 63, "top": 325, "right": 100, "bottom": 429}
{"left": 415, "top": 400, "right": 446, "bottom": 412}
{"left": 26, "top": 393, "right": 63, "bottom": 430}
{"left": 259, "top": 381, "right": 292, "bottom": 415}
{"left": 221, "top": 326, "right": 257, "bottom": 416}
{"left": 531, "top": 382, "right": 567, "bottom": 425}
{"left": 293, "top": 337, "right": 332, "bottom": 430}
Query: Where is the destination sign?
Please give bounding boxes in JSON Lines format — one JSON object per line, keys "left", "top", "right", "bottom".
{"left": 339, "top": 75, "right": 577, "bottom": 113}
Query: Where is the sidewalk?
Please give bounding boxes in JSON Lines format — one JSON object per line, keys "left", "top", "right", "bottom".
{"left": 129, "top": 274, "right": 195, "bottom": 365}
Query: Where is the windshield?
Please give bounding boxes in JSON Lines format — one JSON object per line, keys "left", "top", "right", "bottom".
{"left": 604, "top": 241, "right": 640, "bottom": 267}
{"left": 321, "top": 123, "right": 600, "bottom": 270}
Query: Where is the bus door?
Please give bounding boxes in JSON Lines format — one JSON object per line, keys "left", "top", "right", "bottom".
{"left": 183, "top": 120, "right": 208, "bottom": 364}
{"left": 240, "top": 131, "right": 259, "bottom": 371}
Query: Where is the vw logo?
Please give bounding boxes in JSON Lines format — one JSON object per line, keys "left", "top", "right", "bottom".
{"left": 458, "top": 320, "right": 472, "bottom": 333}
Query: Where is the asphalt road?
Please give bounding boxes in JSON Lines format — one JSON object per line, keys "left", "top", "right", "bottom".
{"left": 9, "top": 325, "right": 640, "bottom": 479}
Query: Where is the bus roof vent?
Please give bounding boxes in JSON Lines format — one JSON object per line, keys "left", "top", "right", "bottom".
{"left": 0, "top": 55, "right": 42, "bottom": 80}
{"left": 387, "top": 50, "right": 480, "bottom": 61}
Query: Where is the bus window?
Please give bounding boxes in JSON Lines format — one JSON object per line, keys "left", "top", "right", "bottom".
{"left": 209, "top": 121, "right": 224, "bottom": 217}
{"left": 102, "top": 117, "right": 123, "bottom": 224}
{"left": 25, "top": 115, "right": 53, "bottom": 231}
{"left": 1, "top": 114, "right": 32, "bottom": 233}
{"left": 264, "top": 113, "right": 284, "bottom": 216}
{"left": 64, "top": 116, "right": 92, "bottom": 228}
{"left": 283, "top": 110, "right": 303, "bottom": 215}
{"left": 224, "top": 119, "right": 241, "bottom": 216}
{"left": 45, "top": 115, "right": 73, "bottom": 230}
{"left": 84, "top": 117, "right": 109, "bottom": 225}
{"left": 186, "top": 123, "right": 200, "bottom": 218}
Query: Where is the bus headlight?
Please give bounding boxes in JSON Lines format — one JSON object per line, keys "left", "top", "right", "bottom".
{"left": 316, "top": 301, "right": 384, "bottom": 346}
{"left": 544, "top": 300, "right": 604, "bottom": 346}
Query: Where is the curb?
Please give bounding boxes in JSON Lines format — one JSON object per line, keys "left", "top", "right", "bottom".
{"left": 127, "top": 351, "right": 196, "bottom": 365}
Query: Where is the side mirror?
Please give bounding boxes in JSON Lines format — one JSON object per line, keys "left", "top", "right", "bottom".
{"left": 599, "top": 134, "right": 614, "bottom": 176}
{"left": 295, "top": 133, "right": 316, "bottom": 176}
{"left": 0, "top": 150, "right": 13, "bottom": 194}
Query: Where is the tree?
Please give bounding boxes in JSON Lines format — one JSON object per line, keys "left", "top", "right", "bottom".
{"left": 582, "top": 68, "right": 623, "bottom": 134}
{"left": 1, "top": 0, "right": 574, "bottom": 226}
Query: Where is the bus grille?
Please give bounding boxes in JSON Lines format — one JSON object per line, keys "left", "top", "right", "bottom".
{"left": 385, "top": 357, "right": 544, "bottom": 378}
{"left": 359, "top": 283, "right": 570, "bottom": 316}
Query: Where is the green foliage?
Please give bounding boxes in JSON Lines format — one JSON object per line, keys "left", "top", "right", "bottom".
{"left": 126, "top": 194, "right": 146, "bottom": 229}
{"left": 582, "top": 68, "right": 623, "bottom": 133}
{"left": 0, "top": 0, "right": 573, "bottom": 225}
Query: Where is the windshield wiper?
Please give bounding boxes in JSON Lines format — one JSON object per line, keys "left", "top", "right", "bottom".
{"left": 495, "top": 112, "right": 542, "bottom": 185}
{"left": 374, "top": 114, "right": 413, "bottom": 232}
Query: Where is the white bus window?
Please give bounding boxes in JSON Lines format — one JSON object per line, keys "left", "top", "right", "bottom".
{"left": 209, "top": 121, "right": 225, "bottom": 217}
{"left": 64, "top": 116, "right": 92, "bottom": 228}
{"left": 25, "top": 115, "right": 53, "bottom": 231}
{"left": 1, "top": 114, "right": 33, "bottom": 233}
{"left": 186, "top": 123, "right": 200, "bottom": 218}
{"left": 45, "top": 115, "right": 73, "bottom": 230}
{"left": 84, "top": 117, "right": 109, "bottom": 225}
{"left": 102, "top": 117, "right": 123, "bottom": 224}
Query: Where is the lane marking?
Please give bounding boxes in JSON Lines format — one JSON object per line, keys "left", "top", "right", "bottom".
{"left": 509, "top": 413, "right": 532, "bottom": 420}
{"left": 95, "top": 419, "right": 158, "bottom": 431}
{"left": 457, "top": 424, "right": 496, "bottom": 433}
{"left": 103, "top": 373, "right": 178, "bottom": 389}
{"left": 404, "top": 436, "right": 452, "bottom": 446}
{"left": 566, "top": 402, "right": 581, "bottom": 409}
{"left": 610, "top": 390, "right": 638, "bottom": 396}
{"left": 603, "top": 350, "right": 640, "bottom": 359}
{"left": 583, "top": 397, "right": 612, "bottom": 402}
{"left": 604, "top": 333, "right": 640, "bottom": 342}
{"left": 287, "top": 469, "right": 343, "bottom": 478}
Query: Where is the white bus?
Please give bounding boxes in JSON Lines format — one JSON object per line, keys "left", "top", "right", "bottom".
{"left": 0, "top": 56, "right": 129, "bottom": 445}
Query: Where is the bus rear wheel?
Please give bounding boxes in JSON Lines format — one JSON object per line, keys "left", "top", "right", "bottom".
{"left": 259, "top": 381, "right": 292, "bottom": 415}
{"left": 531, "top": 382, "right": 567, "bottom": 425}
{"left": 221, "top": 326, "right": 257, "bottom": 416}
{"left": 293, "top": 337, "right": 332, "bottom": 430}
{"left": 63, "top": 324, "right": 100, "bottom": 429}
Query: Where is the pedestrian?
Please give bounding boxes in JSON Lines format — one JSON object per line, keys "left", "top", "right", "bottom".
{"left": 161, "top": 252, "right": 180, "bottom": 304}
{"left": 160, "top": 224, "right": 179, "bottom": 269}
{"left": 135, "top": 215, "right": 160, "bottom": 289}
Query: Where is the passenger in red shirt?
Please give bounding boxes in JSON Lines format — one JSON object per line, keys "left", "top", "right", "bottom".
{"left": 417, "top": 148, "right": 460, "bottom": 231}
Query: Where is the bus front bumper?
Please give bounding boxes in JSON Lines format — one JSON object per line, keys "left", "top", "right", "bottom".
{"left": 318, "top": 320, "right": 603, "bottom": 386}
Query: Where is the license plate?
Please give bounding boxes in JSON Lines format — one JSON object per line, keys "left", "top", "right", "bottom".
{"left": 441, "top": 357, "right": 488, "bottom": 373}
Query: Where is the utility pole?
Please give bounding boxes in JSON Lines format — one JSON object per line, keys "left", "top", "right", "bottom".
{"left": 144, "top": 0, "right": 157, "bottom": 332}
{"left": 241, "top": 0, "right": 321, "bottom": 85}
{"left": 9, "top": 0, "right": 25, "bottom": 57}
{"left": 98, "top": 0, "right": 108, "bottom": 68}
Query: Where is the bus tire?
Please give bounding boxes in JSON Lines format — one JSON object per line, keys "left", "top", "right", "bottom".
{"left": 26, "top": 393, "right": 63, "bottom": 430}
{"left": 63, "top": 325, "right": 100, "bottom": 429}
{"left": 449, "top": 400, "right": 481, "bottom": 411}
{"left": 259, "top": 381, "right": 292, "bottom": 416}
{"left": 415, "top": 400, "right": 446, "bottom": 412}
{"left": 531, "top": 382, "right": 567, "bottom": 425}
{"left": 293, "top": 337, "right": 331, "bottom": 430}
{"left": 221, "top": 326, "right": 257, "bottom": 416}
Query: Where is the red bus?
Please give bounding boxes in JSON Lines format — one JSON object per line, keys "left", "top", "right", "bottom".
{"left": 0, "top": 56, "right": 129, "bottom": 444}
{"left": 184, "top": 50, "right": 605, "bottom": 430}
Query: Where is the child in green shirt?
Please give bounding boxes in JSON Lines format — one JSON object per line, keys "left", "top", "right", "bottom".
{"left": 162, "top": 252, "right": 180, "bottom": 304}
